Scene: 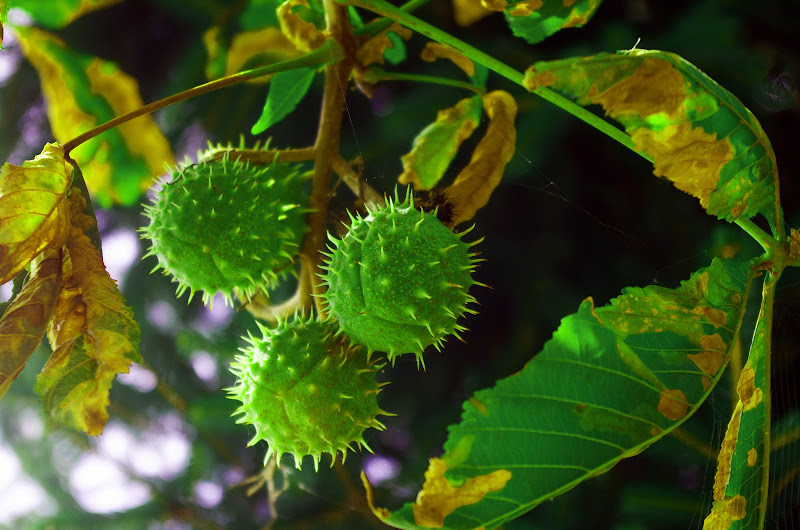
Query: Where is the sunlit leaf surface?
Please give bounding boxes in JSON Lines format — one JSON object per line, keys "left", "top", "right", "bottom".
{"left": 371, "top": 258, "right": 754, "bottom": 529}
{"left": 0, "top": 0, "right": 8, "bottom": 48}
{"left": 35, "top": 189, "right": 141, "bottom": 436}
{"left": 0, "top": 142, "right": 70, "bottom": 285}
{"left": 523, "top": 50, "right": 780, "bottom": 227}
{"left": 15, "top": 26, "right": 174, "bottom": 207}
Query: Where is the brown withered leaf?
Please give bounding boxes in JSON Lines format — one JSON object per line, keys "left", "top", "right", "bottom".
{"left": 0, "top": 143, "right": 70, "bottom": 284}
{"left": 420, "top": 42, "right": 475, "bottom": 78}
{"left": 35, "top": 188, "right": 141, "bottom": 436}
{"left": 356, "top": 23, "right": 413, "bottom": 68}
{"left": 445, "top": 90, "right": 517, "bottom": 226}
{"left": 0, "top": 249, "right": 62, "bottom": 400}
{"left": 277, "top": 0, "right": 327, "bottom": 53}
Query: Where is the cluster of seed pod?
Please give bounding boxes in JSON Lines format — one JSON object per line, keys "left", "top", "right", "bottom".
{"left": 142, "top": 156, "right": 481, "bottom": 469}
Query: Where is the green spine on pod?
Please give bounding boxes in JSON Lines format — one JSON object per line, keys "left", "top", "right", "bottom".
{"left": 140, "top": 153, "right": 310, "bottom": 305}
{"left": 227, "top": 315, "right": 390, "bottom": 470}
{"left": 320, "top": 188, "right": 482, "bottom": 366}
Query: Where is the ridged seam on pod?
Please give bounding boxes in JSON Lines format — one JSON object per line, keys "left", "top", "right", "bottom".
{"left": 140, "top": 152, "right": 311, "bottom": 306}
{"left": 227, "top": 314, "right": 390, "bottom": 471}
{"left": 319, "top": 188, "right": 482, "bottom": 366}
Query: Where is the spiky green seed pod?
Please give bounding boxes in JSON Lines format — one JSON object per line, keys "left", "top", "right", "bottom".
{"left": 141, "top": 154, "right": 310, "bottom": 305}
{"left": 320, "top": 189, "right": 481, "bottom": 365}
{"left": 227, "top": 315, "right": 389, "bottom": 471}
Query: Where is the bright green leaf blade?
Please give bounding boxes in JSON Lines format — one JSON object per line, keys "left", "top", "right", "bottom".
{"left": 372, "top": 258, "right": 754, "bottom": 529}
{"left": 10, "top": 0, "right": 122, "bottom": 28}
{"left": 397, "top": 95, "right": 483, "bottom": 190}
{"left": 523, "top": 50, "right": 781, "bottom": 228}
{"left": 15, "top": 26, "right": 174, "bottom": 207}
{"left": 504, "top": 0, "right": 602, "bottom": 45}
{"left": 251, "top": 67, "right": 316, "bottom": 135}
{"left": 704, "top": 273, "right": 776, "bottom": 529}
{"left": 383, "top": 30, "right": 407, "bottom": 65}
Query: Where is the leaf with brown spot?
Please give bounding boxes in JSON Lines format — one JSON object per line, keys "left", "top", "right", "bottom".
{"left": 522, "top": 50, "right": 781, "bottom": 228}
{"left": 505, "top": 0, "right": 601, "bottom": 45}
{"left": 444, "top": 90, "right": 517, "bottom": 226}
{"left": 376, "top": 258, "right": 755, "bottom": 529}
{"left": 0, "top": 249, "right": 62, "bottom": 399}
{"left": 0, "top": 143, "right": 70, "bottom": 285}
{"left": 34, "top": 188, "right": 141, "bottom": 436}
{"left": 356, "top": 23, "right": 412, "bottom": 68}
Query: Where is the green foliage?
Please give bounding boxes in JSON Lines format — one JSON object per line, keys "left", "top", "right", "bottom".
{"left": 1, "top": 0, "right": 798, "bottom": 528}
{"left": 251, "top": 67, "right": 317, "bottom": 134}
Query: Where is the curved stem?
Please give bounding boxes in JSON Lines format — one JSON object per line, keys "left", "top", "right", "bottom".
{"left": 339, "top": 0, "right": 642, "bottom": 158}
{"left": 736, "top": 218, "right": 777, "bottom": 254}
{"left": 63, "top": 42, "right": 344, "bottom": 155}
{"left": 362, "top": 67, "right": 484, "bottom": 94}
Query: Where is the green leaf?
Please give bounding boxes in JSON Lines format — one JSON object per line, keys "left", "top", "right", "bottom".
{"left": 15, "top": 26, "right": 174, "bottom": 207}
{"left": 397, "top": 95, "right": 483, "bottom": 190}
{"left": 9, "top": 0, "right": 122, "bottom": 28}
{"left": 383, "top": 30, "right": 407, "bottom": 65}
{"left": 369, "top": 258, "right": 754, "bottom": 529}
{"left": 523, "top": 50, "right": 780, "bottom": 228}
{"left": 704, "top": 272, "right": 775, "bottom": 529}
{"left": 504, "top": 0, "right": 602, "bottom": 45}
{"left": 251, "top": 67, "right": 316, "bottom": 135}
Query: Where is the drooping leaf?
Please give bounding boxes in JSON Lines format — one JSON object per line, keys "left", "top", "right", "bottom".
{"left": 0, "top": 143, "right": 70, "bottom": 285}
{"left": 420, "top": 42, "right": 475, "bottom": 78}
{"left": 397, "top": 95, "right": 482, "bottom": 190}
{"left": 0, "top": 249, "right": 62, "bottom": 399}
{"left": 35, "top": 189, "right": 141, "bottom": 436}
{"left": 277, "top": 0, "right": 327, "bottom": 52}
{"left": 444, "top": 90, "right": 517, "bottom": 226}
{"left": 367, "top": 258, "right": 754, "bottom": 529}
{"left": 502, "top": 0, "right": 602, "bottom": 45}
{"left": 15, "top": 26, "right": 174, "bottom": 207}
{"left": 203, "top": 26, "right": 299, "bottom": 81}
{"left": 704, "top": 272, "right": 776, "bottom": 529}
{"left": 251, "top": 67, "right": 317, "bottom": 135}
{"left": 9, "top": 0, "right": 122, "bottom": 28}
{"left": 523, "top": 50, "right": 780, "bottom": 228}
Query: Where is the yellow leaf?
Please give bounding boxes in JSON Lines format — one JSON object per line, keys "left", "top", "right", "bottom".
{"left": 412, "top": 457, "right": 511, "bottom": 528}
{"left": 0, "top": 143, "right": 70, "bottom": 285}
{"left": 0, "top": 249, "right": 62, "bottom": 399}
{"left": 16, "top": 27, "right": 174, "bottom": 206}
{"left": 451, "top": 0, "right": 494, "bottom": 27}
{"left": 204, "top": 26, "right": 301, "bottom": 82}
{"left": 703, "top": 494, "right": 747, "bottom": 529}
{"left": 420, "top": 42, "right": 475, "bottom": 78}
{"left": 35, "top": 189, "right": 141, "bottom": 436}
{"left": 277, "top": 0, "right": 327, "bottom": 53}
{"left": 445, "top": 90, "right": 517, "bottom": 225}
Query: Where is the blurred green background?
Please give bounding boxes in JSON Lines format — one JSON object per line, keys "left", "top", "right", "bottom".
{"left": 1, "top": 0, "right": 799, "bottom": 528}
